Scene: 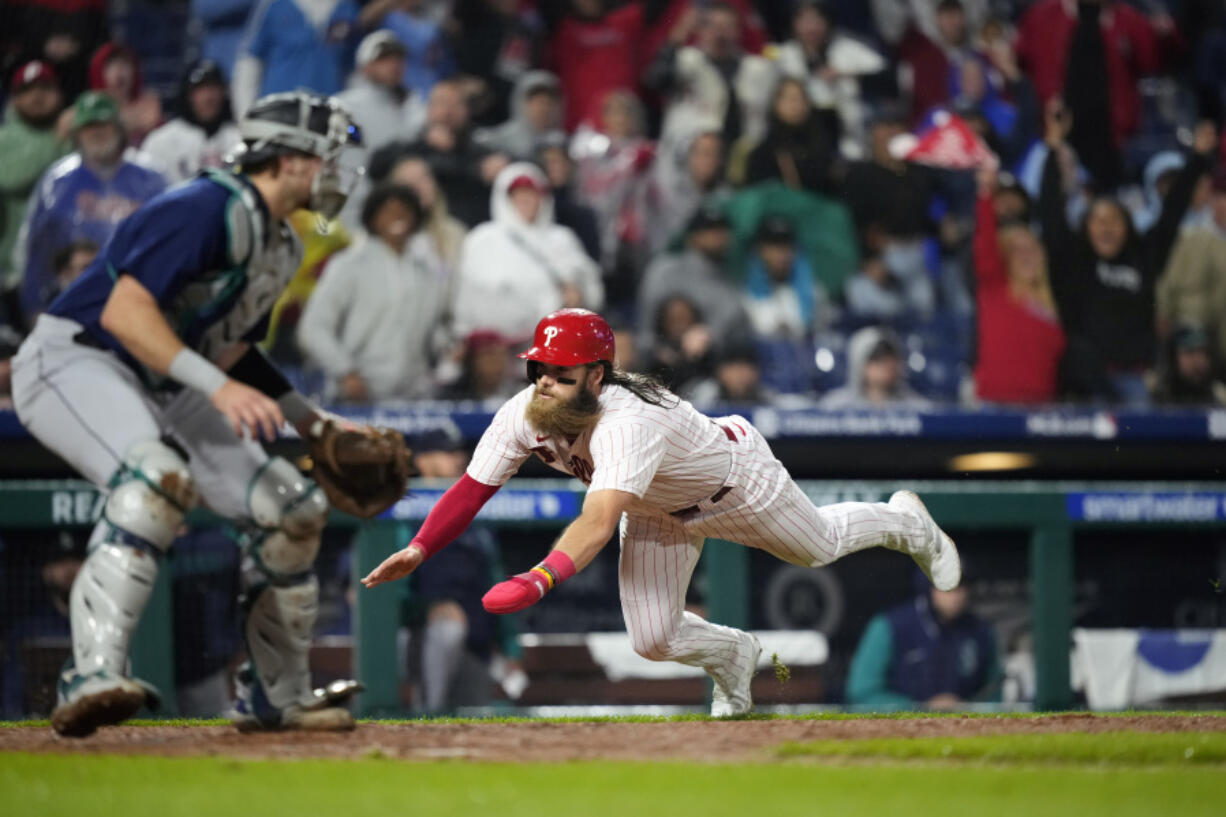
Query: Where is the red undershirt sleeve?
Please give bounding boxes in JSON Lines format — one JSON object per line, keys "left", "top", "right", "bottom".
{"left": 410, "top": 473, "right": 500, "bottom": 559}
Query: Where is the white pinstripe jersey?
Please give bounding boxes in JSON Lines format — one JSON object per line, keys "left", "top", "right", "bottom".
{"left": 466, "top": 384, "right": 734, "bottom": 515}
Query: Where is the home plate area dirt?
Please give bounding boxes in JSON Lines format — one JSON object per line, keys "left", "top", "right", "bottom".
{"left": 3, "top": 715, "right": 1225, "bottom": 762}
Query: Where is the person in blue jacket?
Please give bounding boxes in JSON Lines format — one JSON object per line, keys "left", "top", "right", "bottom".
{"left": 379, "top": 0, "right": 455, "bottom": 100}
{"left": 191, "top": 0, "right": 256, "bottom": 78}
{"left": 847, "top": 564, "right": 1002, "bottom": 710}
{"left": 231, "top": 0, "right": 363, "bottom": 115}
{"left": 15, "top": 91, "right": 164, "bottom": 324}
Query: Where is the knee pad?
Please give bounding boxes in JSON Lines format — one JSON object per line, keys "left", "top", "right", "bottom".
{"left": 104, "top": 440, "right": 196, "bottom": 553}
{"left": 70, "top": 440, "right": 193, "bottom": 677}
{"left": 245, "top": 457, "right": 327, "bottom": 580}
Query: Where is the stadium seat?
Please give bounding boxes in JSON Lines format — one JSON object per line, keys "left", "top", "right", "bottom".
{"left": 756, "top": 338, "right": 820, "bottom": 395}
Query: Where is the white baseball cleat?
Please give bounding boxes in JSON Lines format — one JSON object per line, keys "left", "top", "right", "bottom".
{"left": 709, "top": 631, "right": 761, "bottom": 717}
{"left": 888, "top": 490, "right": 961, "bottom": 591}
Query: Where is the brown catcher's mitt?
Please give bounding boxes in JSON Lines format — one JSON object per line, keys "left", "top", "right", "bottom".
{"left": 307, "top": 420, "right": 412, "bottom": 518}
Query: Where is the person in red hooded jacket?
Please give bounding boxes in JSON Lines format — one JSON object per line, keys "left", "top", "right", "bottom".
{"left": 87, "top": 43, "right": 162, "bottom": 147}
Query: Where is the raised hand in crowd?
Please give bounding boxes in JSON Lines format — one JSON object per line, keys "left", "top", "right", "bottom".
{"left": 1192, "top": 119, "right": 1219, "bottom": 157}
{"left": 1042, "top": 97, "right": 1072, "bottom": 148}
{"left": 669, "top": 5, "right": 701, "bottom": 46}
{"left": 480, "top": 153, "right": 510, "bottom": 185}
{"left": 975, "top": 162, "right": 998, "bottom": 197}
{"left": 981, "top": 25, "right": 1020, "bottom": 82}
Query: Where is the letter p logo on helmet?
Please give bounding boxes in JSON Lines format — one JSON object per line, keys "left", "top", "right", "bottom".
{"left": 518, "top": 308, "right": 616, "bottom": 368}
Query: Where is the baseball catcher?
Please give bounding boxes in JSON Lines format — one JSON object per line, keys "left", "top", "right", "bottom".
{"left": 10, "top": 92, "right": 410, "bottom": 736}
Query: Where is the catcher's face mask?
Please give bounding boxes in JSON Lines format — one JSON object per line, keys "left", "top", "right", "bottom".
{"left": 310, "top": 142, "right": 364, "bottom": 219}
{"left": 310, "top": 105, "right": 364, "bottom": 219}
{"left": 237, "top": 93, "right": 365, "bottom": 219}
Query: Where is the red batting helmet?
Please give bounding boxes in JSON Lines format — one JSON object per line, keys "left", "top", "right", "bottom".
{"left": 518, "top": 309, "right": 615, "bottom": 367}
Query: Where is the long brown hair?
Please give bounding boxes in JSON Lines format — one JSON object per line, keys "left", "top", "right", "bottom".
{"left": 598, "top": 362, "right": 678, "bottom": 408}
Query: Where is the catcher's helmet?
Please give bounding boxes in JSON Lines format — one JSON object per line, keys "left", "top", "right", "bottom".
{"left": 234, "top": 91, "right": 363, "bottom": 218}
{"left": 518, "top": 308, "right": 615, "bottom": 368}
{"left": 237, "top": 91, "right": 359, "bottom": 161}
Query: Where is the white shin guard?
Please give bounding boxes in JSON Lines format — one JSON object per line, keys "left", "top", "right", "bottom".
{"left": 69, "top": 543, "right": 160, "bottom": 676}
{"left": 68, "top": 440, "right": 193, "bottom": 679}
{"left": 243, "top": 577, "right": 320, "bottom": 710}
{"left": 240, "top": 456, "right": 328, "bottom": 713}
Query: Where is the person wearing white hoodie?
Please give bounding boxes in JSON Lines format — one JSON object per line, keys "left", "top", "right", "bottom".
{"left": 297, "top": 183, "right": 450, "bottom": 402}
{"left": 453, "top": 162, "right": 603, "bottom": 342}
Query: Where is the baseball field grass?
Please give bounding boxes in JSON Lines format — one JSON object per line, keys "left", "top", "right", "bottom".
{"left": 3, "top": 714, "right": 1225, "bottom": 817}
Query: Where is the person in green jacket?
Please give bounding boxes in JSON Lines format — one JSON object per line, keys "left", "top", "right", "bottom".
{"left": 0, "top": 61, "right": 70, "bottom": 322}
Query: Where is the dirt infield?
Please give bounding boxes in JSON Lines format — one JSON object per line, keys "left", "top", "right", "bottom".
{"left": 3, "top": 715, "right": 1226, "bottom": 762}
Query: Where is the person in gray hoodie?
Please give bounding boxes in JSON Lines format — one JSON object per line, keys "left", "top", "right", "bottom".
{"left": 297, "top": 183, "right": 450, "bottom": 402}
{"left": 820, "top": 326, "right": 931, "bottom": 409}
{"left": 473, "top": 70, "right": 564, "bottom": 162}
{"left": 636, "top": 204, "right": 750, "bottom": 361}
{"left": 645, "top": 128, "right": 730, "bottom": 258}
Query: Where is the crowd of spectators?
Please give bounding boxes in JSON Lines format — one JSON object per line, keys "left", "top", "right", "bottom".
{"left": 4, "top": 0, "right": 1226, "bottom": 414}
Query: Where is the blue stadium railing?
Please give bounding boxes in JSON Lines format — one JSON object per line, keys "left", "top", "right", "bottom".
{"left": 7, "top": 404, "right": 1224, "bottom": 443}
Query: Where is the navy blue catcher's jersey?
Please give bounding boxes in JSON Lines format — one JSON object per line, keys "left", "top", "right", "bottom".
{"left": 48, "top": 169, "right": 303, "bottom": 390}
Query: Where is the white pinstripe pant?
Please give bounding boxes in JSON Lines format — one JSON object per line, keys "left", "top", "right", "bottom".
{"left": 618, "top": 419, "right": 928, "bottom": 676}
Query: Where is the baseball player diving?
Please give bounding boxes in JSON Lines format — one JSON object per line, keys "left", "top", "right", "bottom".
{"left": 11, "top": 91, "right": 409, "bottom": 737}
{"left": 362, "top": 308, "right": 961, "bottom": 716}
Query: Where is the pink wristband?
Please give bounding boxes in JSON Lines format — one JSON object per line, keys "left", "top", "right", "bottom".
{"left": 536, "top": 550, "right": 576, "bottom": 587}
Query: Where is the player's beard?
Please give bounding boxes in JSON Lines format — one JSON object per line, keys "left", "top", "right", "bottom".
{"left": 524, "top": 385, "right": 602, "bottom": 439}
